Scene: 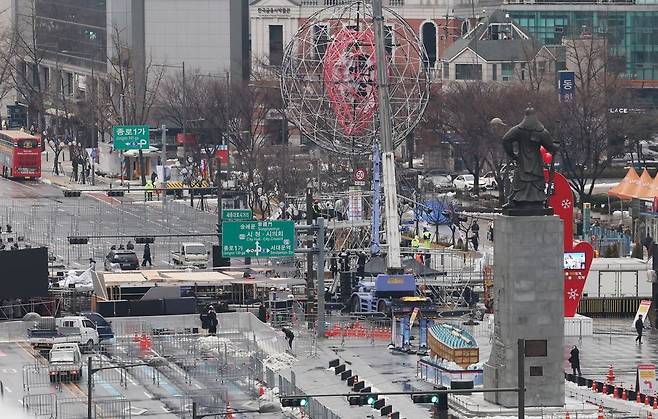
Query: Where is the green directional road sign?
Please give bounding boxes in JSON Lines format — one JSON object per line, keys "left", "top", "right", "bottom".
{"left": 222, "top": 220, "right": 294, "bottom": 257}
{"left": 112, "top": 125, "right": 150, "bottom": 150}
{"left": 222, "top": 209, "right": 253, "bottom": 221}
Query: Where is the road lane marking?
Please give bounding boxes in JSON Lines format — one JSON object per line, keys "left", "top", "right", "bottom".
{"left": 143, "top": 391, "right": 153, "bottom": 399}
{"left": 4, "top": 385, "right": 12, "bottom": 392}
{"left": 17, "top": 399, "right": 23, "bottom": 405}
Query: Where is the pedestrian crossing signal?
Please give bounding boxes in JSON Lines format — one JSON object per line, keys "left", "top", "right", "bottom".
{"left": 135, "top": 237, "right": 155, "bottom": 244}
{"left": 281, "top": 397, "right": 308, "bottom": 407}
{"left": 68, "top": 237, "right": 89, "bottom": 245}
{"left": 107, "top": 190, "right": 124, "bottom": 197}
{"left": 411, "top": 393, "right": 440, "bottom": 404}
{"left": 348, "top": 394, "right": 378, "bottom": 406}
{"left": 63, "top": 190, "right": 81, "bottom": 197}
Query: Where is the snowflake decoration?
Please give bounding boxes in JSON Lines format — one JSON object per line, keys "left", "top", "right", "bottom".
{"left": 561, "top": 199, "right": 571, "bottom": 209}
{"left": 567, "top": 288, "right": 580, "bottom": 300}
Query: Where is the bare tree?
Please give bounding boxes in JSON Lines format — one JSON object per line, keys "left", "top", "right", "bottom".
{"left": 104, "top": 26, "right": 165, "bottom": 185}
{"left": 553, "top": 34, "right": 619, "bottom": 202}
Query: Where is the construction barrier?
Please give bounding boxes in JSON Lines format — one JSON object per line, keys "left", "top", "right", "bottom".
{"left": 578, "top": 297, "right": 644, "bottom": 317}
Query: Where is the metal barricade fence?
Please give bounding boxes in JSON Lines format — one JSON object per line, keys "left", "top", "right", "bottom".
{"left": 23, "top": 393, "right": 57, "bottom": 418}
{"left": 93, "top": 398, "right": 132, "bottom": 419}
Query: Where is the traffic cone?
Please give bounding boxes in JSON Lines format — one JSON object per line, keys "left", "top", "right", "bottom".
{"left": 225, "top": 402, "right": 233, "bottom": 419}
{"left": 607, "top": 365, "right": 615, "bottom": 384}
{"left": 613, "top": 387, "right": 618, "bottom": 398}
{"left": 646, "top": 394, "right": 651, "bottom": 406}
{"left": 602, "top": 384, "right": 608, "bottom": 395}
{"left": 258, "top": 384, "right": 265, "bottom": 397}
{"left": 637, "top": 391, "right": 642, "bottom": 403}
{"left": 597, "top": 405, "right": 604, "bottom": 419}
{"left": 649, "top": 412, "right": 653, "bottom": 419}
{"left": 592, "top": 381, "right": 598, "bottom": 393}
{"left": 653, "top": 395, "right": 657, "bottom": 409}
{"left": 622, "top": 388, "right": 628, "bottom": 401}
{"left": 565, "top": 412, "right": 570, "bottom": 419}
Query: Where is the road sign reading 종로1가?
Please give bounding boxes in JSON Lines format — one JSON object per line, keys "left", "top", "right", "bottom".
{"left": 113, "top": 125, "right": 150, "bottom": 150}
{"left": 222, "top": 220, "right": 294, "bottom": 257}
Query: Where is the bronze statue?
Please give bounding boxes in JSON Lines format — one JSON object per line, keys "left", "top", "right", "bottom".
{"left": 502, "top": 108, "right": 558, "bottom": 215}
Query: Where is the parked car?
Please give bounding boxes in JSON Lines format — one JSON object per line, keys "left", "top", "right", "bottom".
{"left": 481, "top": 172, "right": 498, "bottom": 190}
{"left": 427, "top": 174, "right": 453, "bottom": 189}
{"left": 104, "top": 250, "right": 139, "bottom": 271}
{"left": 452, "top": 174, "right": 475, "bottom": 191}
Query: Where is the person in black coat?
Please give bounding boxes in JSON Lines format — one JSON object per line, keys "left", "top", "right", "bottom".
{"left": 635, "top": 314, "right": 645, "bottom": 344}
{"left": 258, "top": 303, "right": 267, "bottom": 323}
{"left": 207, "top": 306, "right": 218, "bottom": 335}
{"left": 568, "top": 345, "right": 581, "bottom": 376}
{"left": 142, "top": 243, "right": 152, "bottom": 267}
{"left": 282, "top": 327, "right": 294, "bottom": 349}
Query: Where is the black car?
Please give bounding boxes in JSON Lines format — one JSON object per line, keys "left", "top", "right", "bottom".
{"left": 104, "top": 250, "right": 139, "bottom": 271}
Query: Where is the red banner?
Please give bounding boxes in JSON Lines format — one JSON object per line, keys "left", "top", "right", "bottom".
{"left": 545, "top": 169, "right": 593, "bottom": 317}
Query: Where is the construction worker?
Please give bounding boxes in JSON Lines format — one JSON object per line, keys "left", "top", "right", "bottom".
{"left": 145, "top": 179, "right": 154, "bottom": 201}
{"left": 422, "top": 227, "right": 432, "bottom": 248}
{"left": 411, "top": 235, "right": 420, "bottom": 249}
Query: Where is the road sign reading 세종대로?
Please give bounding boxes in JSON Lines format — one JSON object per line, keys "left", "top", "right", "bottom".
{"left": 222, "top": 220, "right": 294, "bottom": 257}
{"left": 113, "top": 125, "right": 150, "bottom": 150}
{"left": 222, "top": 209, "right": 253, "bottom": 220}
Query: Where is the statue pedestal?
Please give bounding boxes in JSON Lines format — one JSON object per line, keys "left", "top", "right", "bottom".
{"left": 484, "top": 215, "right": 565, "bottom": 407}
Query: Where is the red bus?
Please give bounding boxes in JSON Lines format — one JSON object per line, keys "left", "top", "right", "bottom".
{"left": 0, "top": 130, "right": 41, "bottom": 179}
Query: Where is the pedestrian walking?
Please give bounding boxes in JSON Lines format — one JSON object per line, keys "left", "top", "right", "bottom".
{"left": 142, "top": 243, "right": 152, "bottom": 267}
{"left": 207, "top": 305, "right": 218, "bottom": 335}
{"left": 411, "top": 235, "right": 420, "bottom": 250}
{"left": 471, "top": 220, "right": 480, "bottom": 239}
{"left": 145, "top": 179, "right": 154, "bottom": 201}
{"left": 330, "top": 252, "right": 338, "bottom": 279}
{"left": 151, "top": 171, "right": 157, "bottom": 184}
{"left": 282, "top": 327, "right": 295, "bottom": 350}
{"left": 258, "top": 302, "right": 267, "bottom": 323}
{"left": 488, "top": 221, "right": 494, "bottom": 242}
{"left": 635, "top": 314, "right": 645, "bottom": 344}
{"left": 568, "top": 345, "right": 582, "bottom": 376}
{"left": 470, "top": 234, "right": 479, "bottom": 251}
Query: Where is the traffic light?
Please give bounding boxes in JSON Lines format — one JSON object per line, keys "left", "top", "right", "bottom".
{"left": 107, "top": 190, "right": 124, "bottom": 197}
{"left": 411, "top": 393, "right": 440, "bottom": 404}
{"left": 63, "top": 190, "right": 81, "bottom": 197}
{"left": 280, "top": 397, "right": 308, "bottom": 407}
{"left": 68, "top": 236, "right": 89, "bottom": 245}
{"left": 347, "top": 394, "right": 378, "bottom": 406}
{"left": 135, "top": 237, "right": 155, "bottom": 244}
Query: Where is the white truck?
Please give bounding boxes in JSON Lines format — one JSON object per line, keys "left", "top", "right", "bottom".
{"left": 48, "top": 343, "right": 83, "bottom": 382}
{"left": 28, "top": 316, "right": 100, "bottom": 352}
{"left": 171, "top": 243, "right": 208, "bottom": 269}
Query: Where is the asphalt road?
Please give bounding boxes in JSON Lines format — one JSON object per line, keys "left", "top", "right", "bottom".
{"left": 0, "top": 177, "right": 219, "bottom": 270}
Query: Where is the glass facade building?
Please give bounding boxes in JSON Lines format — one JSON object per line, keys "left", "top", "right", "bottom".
{"left": 504, "top": 6, "right": 658, "bottom": 82}
{"left": 29, "top": 0, "right": 107, "bottom": 70}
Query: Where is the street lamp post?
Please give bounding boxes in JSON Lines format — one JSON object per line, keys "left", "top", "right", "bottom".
{"left": 87, "top": 356, "right": 166, "bottom": 419}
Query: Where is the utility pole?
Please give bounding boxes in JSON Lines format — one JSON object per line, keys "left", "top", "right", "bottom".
{"left": 306, "top": 186, "right": 315, "bottom": 315}
{"left": 317, "top": 217, "right": 326, "bottom": 338}
{"left": 372, "top": 0, "right": 402, "bottom": 271}
{"left": 161, "top": 125, "right": 167, "bottom": 205}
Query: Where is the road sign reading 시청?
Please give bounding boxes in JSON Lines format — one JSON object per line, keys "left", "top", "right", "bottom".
{"left": 113, "top": 125, "right": 150, "bottom": 150}
{"left": 222, "top": 209, "right": 253, "bottom": 220}
{"left": 222, "top": 220, "right": 294, "bottom": 257}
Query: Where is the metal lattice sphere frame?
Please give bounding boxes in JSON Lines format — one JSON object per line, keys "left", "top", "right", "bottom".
{"left": 280, "top": 1, "right": 430, "bottom": 154}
